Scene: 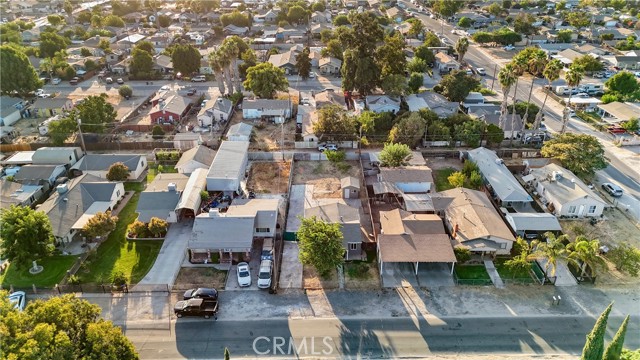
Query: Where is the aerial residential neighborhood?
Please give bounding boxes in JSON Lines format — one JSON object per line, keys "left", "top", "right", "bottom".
{"left": 1, "top": 0, "right": 640, "bottom": 359}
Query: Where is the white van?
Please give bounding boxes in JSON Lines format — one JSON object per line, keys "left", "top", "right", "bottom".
{"left": 191, "top": 75, "right": 206, "bottom": 82}
{"left": 257, "top": 260, "right": 273, "bottom": 289}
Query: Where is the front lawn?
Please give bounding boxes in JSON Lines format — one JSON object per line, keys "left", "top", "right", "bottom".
{"left": 0, "top": 255, "right": 77, "bottom": 288}
{"left": 434, "top": 168, "right": 457, "bottom": 192}
{"left": 494, "top": 258, "right": 534, "bottom": 280}
{"left": 77, "top": 192, "right": 162, "bottom": 284}
{"left": 454, "top": 265, "right": 491, "bottom": 280}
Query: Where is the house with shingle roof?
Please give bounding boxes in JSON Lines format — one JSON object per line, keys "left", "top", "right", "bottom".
{"left": 71, "top": 154, "right": 147, "bottom": 180}
{"left": 175, "top": 145, "right": 216, "bottom": 175}
{"left": 268, "top": 50, "right": 298, "bottom": 74}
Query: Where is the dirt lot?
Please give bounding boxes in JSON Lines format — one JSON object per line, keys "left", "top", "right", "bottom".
{"left": 249, "top": 121, "right": 297, "bottom": 151}
{"left": 293, "top": 161, "right": 361, "bottom": 198}
{"left": 344, "top": 262, "right": 381, "bottom": 290}
{"left": 173, "top": 267, "right": 227, "bottom": 290}
{"left": 425, "top": 157, "right": 462, "bottom": 171}
{"left": 560, "top": 209, "right": 640, "bottom": 285}
{"left": 247, "top": 161, "right": 291, "bottom": 194}
{"left": 303, "top": 265, "right": 339, "bottom": 290}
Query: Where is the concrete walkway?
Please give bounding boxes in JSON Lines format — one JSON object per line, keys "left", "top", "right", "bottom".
{"left": 484, "top": 260, "right": 505, "bottom": 289}
{"left": 537, "top": 259, "right": 578, "bottom": 287}
{"left": 135, "top": 220, "right": 192, "bottom": 287}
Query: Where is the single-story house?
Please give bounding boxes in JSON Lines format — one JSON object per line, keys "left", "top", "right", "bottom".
{"left": 467, "top": 147, "right": 533, "bottom": 206}
{"left": 206, "top": 141, "right": 249, "bottom": 195}
{"left": 478, "top": 113, "right": 524, "bottom": 139}
{"left": 31, "top": 147, "right": 83, "bottom": 167}
{"left": 149, "top": 93, "right": 193, "bottom": 124}
{"left": 314, "top": 89, "right": 346, "bottom": 109}
{"left": 405, "top": 94, "right": 429, "bottom": 112}
{"left": 435, "top": 52, "right": 460, "bottom": 73}
{"left": 13, "top": 164, "right": 66, "bottom": 191}
{"left": 268, "top": 50, "right": 298, "bottom": 75}
{"left": 242, "top": 99, "right": 292, "bottom": 123}
{"left": 504, "top": 212, "right": 562, "bottom": 239}
{"left": 175, "top": 145, "right": 216, "bottom": 175}
{"left": 378, "top": 166, "right": 434, "bottom": 194}
{"left": 319, "top": 57, "right": 342, "bottom": 75}
{"left": 197, "top": 97, "right": 234, "bottom": 127}
{"left": 31, "top": 97, "right": 74, "bottom": 118}
{"left": 224, "top": 24, "right": 249, "bottom": 36}
{"left": 0, "top": 180, "right": 45, "bottom": 208}
{"left": 136, "top": 173, "right": 190, "bottom": 223}
{"left": 0, "top": 97, "right": 25, "bottom": 126}
{"left": 305, "top": 202, "right": 362, "bottom": 260}
{"left": 597, "top": 101, "right": 640, "bottom": 124}
{"left": 439, "top": 187, "right": 516, "bottom": 256}
{"left": 528, "top": 163, "right": 606, "bottom": 218}
{"left": 71, "top": 154, "right": 147, "bottom": 181}
{"left": 227, "top": 122, "right": 253, "bottom": 142}
{"left": 415, "top": 91, "right": 459, "bottom": 118}
{"left": 366, "top": 95, "right": 400, "bottom": 114}
{"left": 173, "top": 133, "right": 202, "bottom": 150}
{"left": 38, "top": 174, "right": 125, "bottom": 245}
{"left": 190, "top": 198, "right": 280, "bottom": 263}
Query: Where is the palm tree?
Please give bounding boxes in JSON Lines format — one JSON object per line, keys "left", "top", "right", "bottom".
{"left": 534, "top": 59, "right": 562, "bottom": 130}
{"left": 222, "top": 41, "right": 240, "bottom": 93}
{"left": 509, "top": 56, "right": 528, "bottom": 146}
{"left": 498, "top": 63, "right": 517, "bottom": 132}
{"left": 567, "top": 236, "right": 606, "bottom": 279}
{"left": 218, "top": 45, "right": 233, "bottom": 96}
{"left": 530, "top": 232, "right": 569, "bottom": 278}
{"left": 560, "top": 64, "right": 584, "bottom": 134}
{"left": 208, "top": 50, "right": 226, "bottom": 95}
{"left": 455, "top": 37, "right": 469, "bottom": 64}
{"left": 522, "top": 52, "right": 548, "bottom": 128}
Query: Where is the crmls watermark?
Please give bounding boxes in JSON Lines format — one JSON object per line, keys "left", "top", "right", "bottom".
{"left": 252, "top": 336, "right": 335, "bottom": 356}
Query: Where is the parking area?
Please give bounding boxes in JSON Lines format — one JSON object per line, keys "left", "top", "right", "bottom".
{"left": 224, "top": 239, "right": 264, "bottom": 291}
{"left": 417, "top": 263, "right": 455, "bottom": 287}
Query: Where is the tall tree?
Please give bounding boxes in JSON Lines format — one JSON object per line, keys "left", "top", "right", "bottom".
{"left": 313, "top": 104, "right": 356, "bottom": 141}
{"left": 433, "top": 0, "right": 464, "bottom": 17}
{"left": 130, "top": 48, "right": 154, "bottom": 77}
{"left": 407, "top": 57, "right": 428, "bottom": 74}
{"left": 74, "top": 94, "right": 117, "bottom": 133}
{"left": 83, "top": 211, "right": 118, "bottom": 240}
{"left": 604, "top": 315, "right": 630, "bottom": 360}
{"left": 531, "top": 232, "right": 569, "bottom": 277}
{"left": 561, "top": 64, "right": 585, "bottom": 133}
{"left": 0, "top": 45, "right": 42, "bottom": 97}
{"left": 509, "top": 56, "right": 528, "bottom": 146}
{"left": 339, "top": 12, "right": 383, "bottom": 95}
{"left": 455, "top": 37, "right": 469, "bottom": 64}
{"left": 377, "top": 32, "right": 407, "bottom": 77}
{"left": 388, "top": 112, "right": 426, "bottom": 147}
{"left": 406, "top": 18, "right": 424, "bottom": 38}
{"left": 414, "top": 44, "right": 435, "bottom": 64}
{"left": 0, "top": 205, "right": 55, "bottom": 269}
{"left": 436, "top": 70, "right": 480, "bottom": 102}
{"left": 581, "top": 303, "right": 613, "bottom": 360}
{"left": 380, "top": 74, "right": 407, "bottom": 97}
{"left": 379, "top": 142, "right": 412, "bottom": 167}
{"left": 171, "top": 44, "right": 201, "bottom": 76}
{"left": 568, "top": 236, "right": 607, "bottom": 279}
{"left": 407, "top": 72, "right": 424, "bottom": 93}
{"left": 541, "top": 133, "right": 606, "bottom": 176}
{"left": 605, "top": 71, "right": 640, "bottom": 97}
{"left": 40, "top": 32, "right": 69, "bottom": 58}
{"left": 534, "top": 59, "right": 562, "bottom": 129}
{"left": 297, "top": 216, "right": 345, "bottom": 276}
{"left": 295, "top": 47, "right": 312, "bottom": 80}
{"left": 238, "top": 49, "right": 257, "bottom": 79}
{"left": 209, "top": 50, "right": 226, "bottom": 95}
{"left": 242, "top": 62, "right": 289, "bottom": 99}
{"left": 134, "top": 41, "right": 155, "bottom": 55}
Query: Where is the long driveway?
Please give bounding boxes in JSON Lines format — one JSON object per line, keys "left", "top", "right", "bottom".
{"left": 136, "top": 220, "right": 192, "bottom": 286}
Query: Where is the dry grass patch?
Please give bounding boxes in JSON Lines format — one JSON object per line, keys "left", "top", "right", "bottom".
{"left": 173, "top": 267, "right": 227, "bottom": 290}
{"left": 293, "top": 161, "right": 361, "bottom": 198}
{"left": 247, "top": 162, "right": 291, "bottom": 194}
{"left": 344, "top": 262, "right": 380, "bottom": 290}
{"left": 303, "top": 265, "right": 339, "bottom": 290}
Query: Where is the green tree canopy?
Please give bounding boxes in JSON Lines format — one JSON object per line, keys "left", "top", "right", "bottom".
{"left": 106, "top": 162, "right": 130, "bottom": 181}
{"left": 381, "top": 74, "right": 407, "bottom": 97}
{"left": 295, "top": 47, "right": 312, "bottom": 79}
{"left": 242, "top": 62, "right": 289, "bottom": 98}
{"left": 287, "top": 5, "right": 309, "bottom": 24}
{"left": 435, "top": 70, "right": 481, "bottom": 102}
{"left": 47, "top": 14, "right": 65, "bottom": 27}
{"left": 297, "top": 217, "right": 345, "bottom": 276}
{"left": 220, "top": 11, "right": 251, "bottom": 27}
{"left": 377, "top": 33, "right": 407, "bottom": 76}
{"left": 40, "top": 32, "right": 70, "bottom": 58}
{"left": 566, "top": 11, "right": 591, "bottom": 28}
{"left": 104, "top": 14, "right": 126, "bottom": 27}
{"left": 573, "top": 54, "right": 604, "bottom": 73}
{"left": 0, "top": 205, "right": 55, "bottom": 269}
{"left": 605, "top": 71, "right": 640, "bottom": 96}
{"left": 448, "top": 171, "right": 466, "bottom": 188}
{"left": 513, "top": 12, "right": 537, "bottom": 35}
{"left": 83, "top": 211, "right": 118, "bottom": 240}
{"left": 604, "top": 315, "right": 630, "bottom": 360}
{"left": 581, "top": 303, "right": 613, "bottom": 360}
{"left": 134, "top": 40, "right": 155, "bottom": 55}
{"left": 458, "top": 17, "right": 473, "bottom": 28}
{"left": 379, "top": 142, "right": 412, "bottom": 167}
{"left": 432, "top": 0, "right": 464, "bottom": 17}
{"left": 414, "top": 44, "right": 435, "bottom": 64}
{"left": 74, "top": 94, "right": 117, "bottom": 133}
{"left": 313, "top": 104, "right": 356, "bottom": 141}
{"left": 118, "top": 85, "right": 133, "bottom": 99}
{"left": 388, "top": 112, "right": 426, "bottom": 147}
{"left": 407, "top": 57, "right": 428, "bottom": 74}
{"left": 171, "top": 44, "right": 201, "bottom": 76}
{"left": 0, "top": 45, "right": 42, "bottom": 97}
{"left": 130, "top": 48, "right": 154, "bottom": 77}
{"left": 557, "top": 29, "right": 573, "bottom": 43}
{"left": 407, "top": 72, "right": 424, "bottom": 93}
{"left": 423, "top": 32, "right": 442, "bottom": 47}
{"left": 541, "top": 133, "right": 607, "bottom": 177}
{"left": 333, "top": 14, "right": 350, "bottom": 26}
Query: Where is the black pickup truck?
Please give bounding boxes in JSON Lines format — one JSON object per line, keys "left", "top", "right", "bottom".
{"left": 174, "top": 298, "right": 219, "bottom": 319}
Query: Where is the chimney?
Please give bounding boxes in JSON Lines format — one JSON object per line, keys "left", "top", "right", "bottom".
{"left": 453, "top": 223, "right": 459, "bottom": 238}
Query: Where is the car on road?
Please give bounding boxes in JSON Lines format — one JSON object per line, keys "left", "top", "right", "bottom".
{"left": 174, "top": 298, "right": 218, "bottom": 319}
{"left": 160, "top": 85, "right": 170, "bottom": 91}
{"left": 116, "top": 78, "right": 124, "bottom": 84}
{"left": 187, "top": 88, "right": 197, "bottom": 96}
{"left": 183, "top": 288, "right": 218, "bottom": 301}
{"left": 38, "top": 93, "right": 51, "bottom": 98}
{"left": 476, "top": 68, "right": 486, "bottom": 76}
{"left": 192, "top": 75, "right": 206, "bottom": 82}
{"left": 601, "top": 182, "right": 623, "bottom": 197}
{"left": 574, "top": 93, "right": 589, "bottom": 98}
{"left": 257, "top": 260, "right": 273, "bottom": 289}
{"left": 503, "top": 45, "right": 515, "bottom": 51}
{"left": 300, "top": 97, "right": 310, "bottom": 105}
{"left": 309, "top": 72, "right": 316, "bottom": 78}
{"left": 318, "top": 143, "right": 338, "bottom": 152}
{"left": 593, "top": 72, "right": 604, "bottom": 79}
{"left": 538, "top": 122, "right": 547, "bottom": 131}
{"left": 237, "top": 262, "right": 251, "bottom": 287}
{"left": 52, "top": 78, "right": 61, "bottom": 85}
{"left": 8, "top": 291, "right": 26, "bottom": 311}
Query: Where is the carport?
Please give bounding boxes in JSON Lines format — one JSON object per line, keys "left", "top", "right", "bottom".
{"left": 378, "top": 233, "right": 457, "bottom": 275}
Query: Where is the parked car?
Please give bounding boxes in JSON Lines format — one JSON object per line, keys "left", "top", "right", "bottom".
{"left": 607, "top": 126, "right": 627, "bottom": 134}
{"left": 105, "top": 77, "right": 113, "bottom": 84}
{"left": 465, "top": 68, "right": 473, "bottom": 75}
{"left": 8, "top": 291, "right": 26, "bottom": 311}
{"left": 318, "top": 143, "right": 338, "bottom": 152}
{"left": 37, "top": 93, "right": 51, "bottom": 98}
{"left": 257, "top": 260, "right": 273, "bottom": 289}
{"left": 601, "top": 182, "right": 623, "bottom": 197}
{"left": 309, "top": 72, "right": 316, "bottom": 78}
{"left": 503, "top": 45, "right": 515, "bottom": 51}
{"left": 183, "top": 288, "right": 218, "bottom": 301}
{"left": 261, "top": 238, "right": 274, "bottom": 261}
{"left": 187, "top": 88, "right": 197, "bottom": 96}
{"left": 476, "top": 68, "right": 486, "bottom": 76}
{"left": 237, "top": 262, "right": 251, "bottom": 287}
{"left": 593, "top": 72, "right": 603, "bottom": 79}
{"left": 34, "top": 89, "right": 44, "bottom": 96}
{"left": 174, "top": 298, "right": 218, "bottom": 319}
{"left": 116, "top": 78, "right": 124, "bottom": 84}
{"left": 574, "top": 93, "right": 589, "bottom": 98}
{"left": 192, "top": 75, "right": 206, "bottom": 82}
{"left": 51, "top": 78, "right": 61, "bottom": 85}
{"left": 635, "top": 71, "right": 640, "bottom": 78}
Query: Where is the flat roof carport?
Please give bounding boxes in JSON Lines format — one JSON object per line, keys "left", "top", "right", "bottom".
{"left": 378, "top": 234, "right": 457, "bottom": 275}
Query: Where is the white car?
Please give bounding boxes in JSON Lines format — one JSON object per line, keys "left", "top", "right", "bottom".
{"left": 257, "top": 260, "right": 273, "bottom": 289}
{"left": 476, "top": 68, "right": 486, "bottom": 76}
{"left": 38, "top": 93, "right": 51, "bottom": 98}
{"left": 8, "top": 291, "right": 26, "bottom": 311}
{"left": 34, "top": 89, "right": 44, "bottom": 96}
{"left": 52, "top": 78, "right": 61, "bottom": 85}
{"left": 237, "top": 262, "right": 251, "bottom": 287}
{"left": 160, "top": 85, "right": 170, "bottom": 91}
{"left": 503, "top": 45, "right": 515, "bottom": 51}
{"left": 318, "top": 143, "right": 338, "bottom": 152}
{"left": 308, "top": 72, "right": 316, "bottom": 78}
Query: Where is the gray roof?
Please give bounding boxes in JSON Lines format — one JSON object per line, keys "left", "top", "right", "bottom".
{"left": 481, "top": 114, "right": 524, "bottom": 132}
{"left": 1, "top": 180, "right": 41, "bottom": 207}
{"left": 213, "top": 97, "right": 233, "bottom": 114}
{"left": 379, "top": 166, "right": 434, "bottom": 184}
{"left": 207, "top": 141, "right": 249, "bottom": 180}
{"left": 340, "top": 176, "right": 360, "bottom": 190}
{"left": 467, "top": 147, "right": 532, "bottom": 203}
{"left": 72, "top": 154, "right": 145, "bottom": 171}
{"left": 243, "top": 99, "right": 290, "bottom": 110}
{"left": 38, "top": 174, "right": 120, "bottom": 238}
{"left": 505, "top": 213, "right": 562, "bottom": 232}
{"left": 31, "top": 97, "right": 72, "bottom": 109}
{"left": 177, "top": 168, "right": 208, "bottom": 212}
{"left": 176, "top": 145, "right": 216, "bottom": 168}
{"left": 379, "top": 234, "right": 456, "bottom": 263}
{"left": 146, "top": 173, "right": 190, "bottom": 192}
{"left": 191, "top": 210, "right": 255, "bottom": 251}
{"left": 14, "top": 164, "right": 65, "bottom": 184}
{"left": 1, "top": 97, "right": 23, "bottom": 118}
{"left": 136, "top": 191, "right": 181, "bottom": 222}
{"left": 227, "top": 122, "right": 253, "bottom": 138}
{"left": 530, "top": 163, "right": 606, "bottom": 205}
{"left": 305, "top": 202, "right": 360, "bottom": 224}
{"left": 415, "top": 91, "right": 459, "bottom": 117}
{"left": 32, "top": 147, "right": 82, "bottom": 165}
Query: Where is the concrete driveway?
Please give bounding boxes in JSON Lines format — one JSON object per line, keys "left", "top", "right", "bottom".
{"left": 417, "top": 263, "right": 455, "bottom": 287}
{"left": 225, "top": 240, "right": 262, "bottom": 291}
{"left": 278, "top": 241, "right": 303, "bottom": 289}
{"left": 136, "top": 220, "right": 192, "bottom": 287}
{"left": 381, "top": 262, "right": 419, "bottom": 288}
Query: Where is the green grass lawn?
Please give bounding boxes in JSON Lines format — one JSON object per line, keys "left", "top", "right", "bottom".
{"left": 146, "top": 165, "right": 178, "bottom": 183}
{"left": 454, "top": 265, "right": 491, "bottom": 280}
{"left": 494, "top": 258, "right": 534, "bottom": 280}
{"left": 77, "top": 192, "right": 162, "bottom": 284}
{"left": 434, "top": 168, "right": 457, "bottom": 192}
{"left": 0, "top": 255, "right": 78, "bottom": 288}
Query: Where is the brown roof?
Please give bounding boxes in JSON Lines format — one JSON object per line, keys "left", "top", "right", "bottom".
{"left": 380, "top": 208, "right": 444, "bottom": 235}
{"left": 379, "top": 234, "right": 456, "bottom": 263}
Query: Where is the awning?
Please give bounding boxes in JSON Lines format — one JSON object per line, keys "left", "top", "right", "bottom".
{"left": 71, "top": 201, "right": 111, "bottom": 230}
{"left": 379, "top": 234, "right": 456, "bottom": 263}
{"left": 373, "top": 181, "right": 401, "bottom": 195}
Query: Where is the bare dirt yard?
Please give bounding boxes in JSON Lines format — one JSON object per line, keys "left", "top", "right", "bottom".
{"left": 249, "top": 121, "right": 297, "bottom": 151}
{"left": 560, "top": 209, "right": 640, "bottom": 285}
{"left": 303, "top": 265, "right": 339, "bottom": 290}
{"left": 344, "top": 262, "right": 381, "bottom": 290}
{"left": 173, "top": 267, "right": 227, "bottom": 290}
{"left": 246, "top": 161, "right": 291, "bottom": 194}
{"left": 293, "top": 161, "right": 361, "bottom": 198}
{"left": 425, "top": 157, "right": 463, "bottom": 171}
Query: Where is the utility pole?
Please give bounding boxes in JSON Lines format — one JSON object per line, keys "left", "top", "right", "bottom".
{"left": 77, "top": 118, "right": 86, "bottom": 153}
{"left": 490, "top": 64, "right": 498, "bottom": 91}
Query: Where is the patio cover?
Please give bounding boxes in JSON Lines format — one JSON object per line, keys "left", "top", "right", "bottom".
{"left": 373, "top": 181, "right": 401, "bottom": 195}
{"left": 402, "top": 193, "right": 434, "bottom": 212}
{"left": 177, "top": 168, "right": 208, "bottom": 212}
{"left": 379, "top": 234, "right": 456, "bottom": 263}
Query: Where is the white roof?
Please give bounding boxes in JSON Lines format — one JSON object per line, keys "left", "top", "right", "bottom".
{"left": 468, "top": 147, "right": 532, "bottom": 203}
{"left": 177, "top": 168, "right": 208, "bottom": 212}
{"left": 505, "top": 213, "right": 562, "bottom": 232}
{"left": 207, "top": 141, "right": 249, "bottom": 180}
{"left": 530, "top": 163, "right": 606, "bottom": 205}
{"left": 2, "top": 151, "right": 35, "bottom": 165}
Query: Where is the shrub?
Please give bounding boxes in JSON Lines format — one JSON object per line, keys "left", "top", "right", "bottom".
{"left": 67, "top": 274, "right": 80, "bottom": 285}
{"left": 325, "top": 149, "right": 346, "bottom": 163}
{"left": 200, "top": 190, "right": 209, "bottom": 201}
{"left": 128, "top": 220, "right": 147, "bottom": 238}
{"left": 454, "top": 247, "right": 471, "bottom": 263}
{"left": 346, "top": 262, "right": 369, "bottom": 279}
{"left": 111, "top": 270, "right": 128, "bottom": 286}
{"left": 151, "top": 125, "right": 165, "bottom": 139}
{"left": 337, "top": 162, "right": 351, "bottom": 173}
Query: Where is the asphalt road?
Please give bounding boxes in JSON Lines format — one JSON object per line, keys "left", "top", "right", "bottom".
{"left": 126, "top": 315, "right": 639, "bottom": 359}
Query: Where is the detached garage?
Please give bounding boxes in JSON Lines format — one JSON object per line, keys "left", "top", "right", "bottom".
{"left": 206, "top": 141, "right": 249, "bottom": 195}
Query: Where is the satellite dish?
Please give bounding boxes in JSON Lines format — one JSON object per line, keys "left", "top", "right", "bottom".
{"left": 149, "top": 15, "right": 156, "bottom": 22}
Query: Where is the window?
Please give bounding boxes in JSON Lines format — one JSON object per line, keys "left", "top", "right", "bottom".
{"left": 568, "top": 205, "right": 577, "bottom": 214}
{"left": 500, "top": 242, "right": 507, "bottom": 249}
{"left": 349, "top": 243, "right": 358, "bottom": 251}
{"left": 256, "top": 227, "right": 270, "bottom": 233}
{"left": 116, "top": 190, "right": 121, "bottom": 197}
{"left": 588, "top": 205, "right": 597, "bottom": 214}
